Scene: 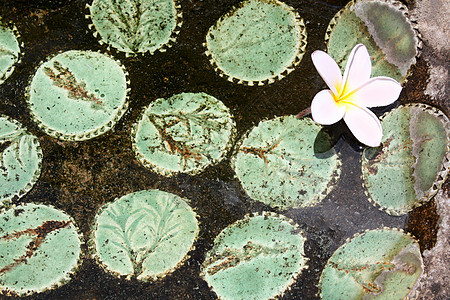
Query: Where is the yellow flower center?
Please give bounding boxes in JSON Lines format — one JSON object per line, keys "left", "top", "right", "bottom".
{"left": 333, "top": 82, "right": 358, "bottom": 108}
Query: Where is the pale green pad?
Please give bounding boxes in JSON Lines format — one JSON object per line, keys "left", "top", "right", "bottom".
{"left": 92, "top": 189, "right": 199, "bottom": 281}
{"left": 133, "top": 92, "right": 235, "bottom": 175}
{"left": 362, "top": 105, "right": 449, "bottom": 215}
{"left": 233, "top": 116, "right": 340, "bottom": 209}
{"left": 202, "top": 213, "right": 307, "bottom": 300}
{"left": 27, "top": 50, "right": 128, "bottom": 141}
{"left": 319, "top": 229, "right": 423, "bottom": 300}
{"left": 0, "top": 116, "right": 42, "bottom": 208}
{"left": 0, "top": 204, "right": 82, "bottom": 296}
{"left": 0, "top": 22, "right": 20, "bottom": 85}
{"left": 205, "top": 0, "right": 306, "bottom": 84}
{"left": 326, "top": 0, "right": 419, "bottom": 83}
{"left": 89, "top": 0, "right": 179, "bottom": 54}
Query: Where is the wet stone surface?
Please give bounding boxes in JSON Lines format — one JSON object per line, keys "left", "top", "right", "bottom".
{"left": 0, "top": 0, "right": 447, "bottom": 299}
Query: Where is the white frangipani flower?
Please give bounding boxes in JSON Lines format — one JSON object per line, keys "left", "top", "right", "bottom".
{"left": 310, "top": 44, "right": 402, "bottom": 147}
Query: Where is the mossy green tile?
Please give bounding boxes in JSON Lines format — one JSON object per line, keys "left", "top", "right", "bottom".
{"left": 87, "top": 0, "right": 181, "bottom": 55}
{"left": 319, "top": 228, "right": 423, "bottom": 300}
{"left": 0, "top": 204, "right": 82, "bottom": 296}
{"left": 132, "top": 92, "right": 236, "bottom": 176}
{"left": 91, "top": 189, "right": 199, "bottom": 281}
{"left": 205, "top": 0, "right": 307, "bottom": 85}
{"left": 325, "top": 0, "right": 421, "bottom": 84}
{"left": 0, "top": 116, "right": 42, "bottom": 208}
{"left": 362, "top": 104, "right": 449, "bottom": 215}
{"left": 0, "top": 20, "right": 20, "bottom": 85}
{"left": 27, "top": 50, "right": 129, "bottom": 141}
{"left": 202, "top": 212, "right": 307, "bottom": 300}
{"left": 233, "top": 115, "right": 340, "bottom": 210}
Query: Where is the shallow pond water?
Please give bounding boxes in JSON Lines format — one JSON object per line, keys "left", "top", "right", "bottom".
{"left": 0, "top": 0, "right": 445, "bottom": 299}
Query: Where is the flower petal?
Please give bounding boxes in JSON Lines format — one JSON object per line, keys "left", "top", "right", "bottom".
{"left": 311, "top": 90, "right": 345, "bottom": 125}
{"left": 351, "top": 76, "right": 402, "bottom": 107}
{"left": 342, "top": 44, "right": 372, "bottom": 94}
{"left": 343, "top": 105, "right": 382, "bottom": 147}
{"left": 311, "top": 50, "right": 342, "bottom": 95}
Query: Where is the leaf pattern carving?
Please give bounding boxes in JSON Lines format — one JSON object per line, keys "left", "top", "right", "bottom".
{"left": 0, "top": 25, "right": 20, "bottom": 83}
{"left": 329, "top": 260, "right": 396, "bottom": 294}
{"left": 98, "top": 192, "right": 191, "bottom": 278}
{"left": 0, "top": 122, "right": 40, "bottom": 186}
{"left": 0, "top": 47, "right": 17, "bottom": 61}
{"left": 212, "top": 14, "right": 270, "bottom": 58}
{"left": 146, "top": 101, "right": 231, "bottom": 170}
{"left": 91, "top": 0, "right": 177, "bottom": 53}
{"left": 234, "top": 116, "right": 339, "bottom": 209}
{"left": 240, "top": 126, "right": 333, "bottom": 183}
{"left": 204, "top": 241, "right": 289, "bottom": 276}
{"left": 43, "top": 61, "right": 103, "bottom": 106}
{"left": 0, "top": 220, "right": 71, "bottom": 276}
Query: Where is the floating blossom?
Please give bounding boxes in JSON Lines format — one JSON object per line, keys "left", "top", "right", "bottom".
{"left": 310, "top": 44, "right": 402, "bottom": 147}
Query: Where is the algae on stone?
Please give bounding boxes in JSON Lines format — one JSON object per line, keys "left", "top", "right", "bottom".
{"left": 362, "top": 104, "right": 449, "bottom": 215}
{"left": 233, "top": 116, "right": 340, "bottom": 210}
{"left": 88, "top": 0, "right": 181, "bottom": 55}
{"left": 0, "top": 21, "right": 20, "bottom": 85}
{"left": 0, "top": 204, "right": 82, "bottom": 296}
{"left": 325, "top": 0, "right": 420, "bottom": 83}
{"left": 202, "top": 212, "right": 307, "bottom": 300}
{"left": 132, "top": 92, "right": 235, "bottom": 175}
{"left": 205, "top": 0, "right": 307, "bottom": 85}
{"left": 91, "top": 189, "right": 199, "bottom": 281}
{"left": 27, "top": 50, "right": 128, "bottom": 141}
{"left": 0, "top": 116, "right": 42, "bottom": 208}
{"left": 319, "top": 228, "right": 423, "bottom": 300}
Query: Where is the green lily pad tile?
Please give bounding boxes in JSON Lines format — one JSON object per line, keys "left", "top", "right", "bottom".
{"left": 0, "top": 204, "right": 82, "bottom": 296}
{"left": 0, "top": 20, "right": 21, "bottom": 85}
{"left": 132, "top": 92, "right": 236, "bottom": 176}
{"left": 87, "top": 0, "right": 182, "bottom": 55}
{"left": 233, "top": 115, "right": 340, "bottom": 210}
{"left": 0, "top": 116, "right": 42, "bottom": 209}
{"left": 325, "top": 0, "right": 421, "bottom": 83}
{"left": 319, "top": 228, "right": 423, "bottom": 300}
{"left": 201, "top": 212, "right": 308, "bottom": 300}
{"left": 26, "top": 50, "right": 129, "bottom": 141}
{"left": 362, "top": 104, "right": 449, "bottom": 215}
{"left": 205, "top": 0, "right": 307, "bottom": 85}
{"left": 90, "top": 189, "right": 199, "bottom": 281}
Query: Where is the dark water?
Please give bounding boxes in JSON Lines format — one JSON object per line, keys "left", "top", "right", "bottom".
{"left": 0, "top": 0, "right": 442, "bottom": 299}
